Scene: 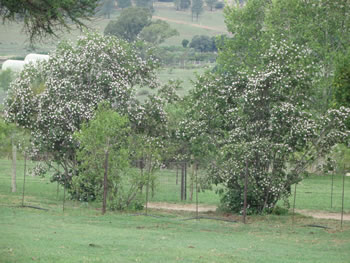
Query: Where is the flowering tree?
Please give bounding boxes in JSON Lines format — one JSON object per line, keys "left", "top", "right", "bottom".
{"left": 5, "top": 32, "right": 159, "bottom": 186}
{"left": 184, "top": 42, "right": 350, "bottom": 213}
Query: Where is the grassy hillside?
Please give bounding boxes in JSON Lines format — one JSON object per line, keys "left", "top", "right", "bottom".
{"left": 0, "top": 3, "right": 226, "bottom": 57}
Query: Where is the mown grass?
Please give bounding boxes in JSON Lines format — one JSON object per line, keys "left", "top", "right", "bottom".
{"left": 1, "top": 159, "right": 350, "bottom": 262}
{"left": 1, "top": 200, "right": 350, "bottom": 262}
{"left": 287, "top": 174, "right": 350, "bottom": 213}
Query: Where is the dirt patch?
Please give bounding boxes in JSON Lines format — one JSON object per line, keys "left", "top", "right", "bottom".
{"left": 147, "top": 202, "right": 350, "bottom": 221}
{"left": 147, "top": 202, "right": 217, "bottom": 212}
{"left": 296, "top": 209, "right": 350, "bottom": 221}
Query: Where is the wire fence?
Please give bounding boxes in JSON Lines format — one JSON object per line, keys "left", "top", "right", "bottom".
{"left": 0, "top": 158, "right": 349, "bottom": 227}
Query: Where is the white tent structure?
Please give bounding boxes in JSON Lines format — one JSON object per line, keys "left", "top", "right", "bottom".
{"left": 1, "top": 60, "right": 26, "bottom": 72}
{"left": 1, "top": 53, "right": 50, "bottom": 72}
{"left": 24, "top": 54, "right": 49, "bottom": 63}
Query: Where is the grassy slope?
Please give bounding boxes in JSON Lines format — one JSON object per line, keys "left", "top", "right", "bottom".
{"left": 153, "top": 3, "right": 227, "bottom": 46}
{"left": 0, "top": 4, "right": 226, "bottom": 56}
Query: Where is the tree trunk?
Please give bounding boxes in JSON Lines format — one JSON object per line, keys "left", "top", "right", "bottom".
{"left": 190, "top": 158, "right": 195, "bottom": 201}
{"left": 243, "top": 160, "right": 248, "bottom": 224}
{"left": 102, "top": 149, "right": 109, "bottom": 215}
{"left": 11, "top": 141, "right": 17, "bottom": 192}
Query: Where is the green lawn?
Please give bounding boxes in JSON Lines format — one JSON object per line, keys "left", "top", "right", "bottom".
{"left": 1, "top": 202, "right": 350, "bottom": 262}
{"left": 1, "top": 159, "right": 350, "bottom": 262}
{"left": 287, "top": 174, "right": 350, "bottom": 213}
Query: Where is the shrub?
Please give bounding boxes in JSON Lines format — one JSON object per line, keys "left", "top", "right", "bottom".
{"left": 215, "top": 1, "right": 224, "bottom": 9}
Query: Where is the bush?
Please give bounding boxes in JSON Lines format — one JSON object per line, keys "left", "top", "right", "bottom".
{"left": 189, "top": 35, "right": 216, "bottom": 52}
{"left": 215, "top": 1, "right": 224, "bottom": 9}
{"left": 271, "top": 206, "right": 289, "bottom": 215}
{"left": 182, "top": 39, "right": 189, "bottom": 48}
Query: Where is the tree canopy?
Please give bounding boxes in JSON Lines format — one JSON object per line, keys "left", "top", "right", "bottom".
{"left": 140, "top": 20, "right": 179, "bottom": 45}
{"left": 104, "top": 7, "right": 152, "bottom": 42}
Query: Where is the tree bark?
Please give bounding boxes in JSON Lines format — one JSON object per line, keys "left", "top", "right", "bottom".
{"left": 102, "top": 149, "right": 109, "bottom": 215}
{"left": 243, "top": 160, "right": 248, "bottom": 224}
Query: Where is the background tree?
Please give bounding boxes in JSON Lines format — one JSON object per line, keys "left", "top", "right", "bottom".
{"left": 189, "top": 35, "right": 216, "bottom": 52}
{"left": 191, "top": 0, "right": 204, "bottom": 21}
{"left": 182, "top": 39, "right": 189, "bottom": 48}
{"left": 104, "top": 7, "right": 152, "bottom": 42}
{"left": 174, "top": 0, "right": 191, "bottom": 10}
{"left": 205, "top": 0, "right": 217, "bottom": 11}
{"left": 98, "top": 0, "right": 115, "bottom": 18}
{"left": 140, "top": 20, "right": 179, "bottom": 45}
{"left": 0, "top": 0, "right": 99, "bottom": 41}
{"left": 117, "top": 0, "right": 132, "bottom": 9}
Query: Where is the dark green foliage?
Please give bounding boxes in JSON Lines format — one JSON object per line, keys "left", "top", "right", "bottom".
{"left": 191, "top": 0, "right": 204, "bottom": 21}
{"left": 271, "top": 206, "right": 289, "bottom": 215}
{"left": 214, "top": 1, "right": 224, "bottom": 9}
{"left": 182, "top": 39, "right": 189, "bottom": 48}
{"left": 189, "top": 35, "right": 216, "bottom": 52}
{"left": 174, "top": 0, "right": 191, "bottom": 10}
{"left": 0, "top": 0, "right": 99, "bottom": 41}
{"left": 140, "top": 20, "right": 179, "bottom": 45}
{"left": 104, "top": 7, "right": 152, "bottom": 42}
{"left": 333, "top": 51, "right": 350, "bottom": 108}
